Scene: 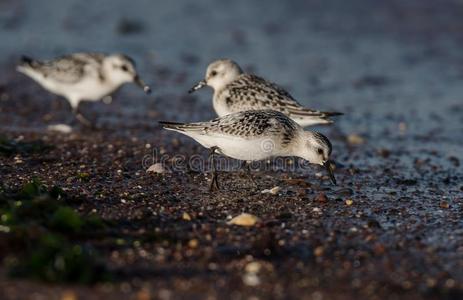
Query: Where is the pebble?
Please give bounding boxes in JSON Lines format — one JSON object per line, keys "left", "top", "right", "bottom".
{"left": 243, "top": 261, "right": 262, "bottom": 286}
{"left": 147, "top": 163, "right": 169, "bottom": 174}
{"left": 315, "top": 192, "right": 329, "bottom": 203}
{"left": 347, "top": 134, "right": 365, "bottom": 145}
{"left": 136, "top": 288, "right": 151, "bottom": 300}
{"left": 245, "top": 261, "right": 262, "bottom": 273}
{"left": 47, "top": 124, "right": 73, "bottom": 134}
{"left": 188, "top": 239, "right": 198, "bottom": 248}
{"left": 61, "top": 291, "right": 77, "bottom": 300}
{"left": 242, "top": 273, "right": 260, "bottom": 286}
{"left": 182, "top": 212, "right": 192, "bottom": 221}
{"left": 314, "top": 246, "right": 324, "bottom": 257}
{"left": 439, "top": 201, "right": 449, "bottom": 209}
{"left": 261, "top": 186, "right": 280, "bottom": 195}
{"left": 227, "top": 213, "right": 260, "bottom": 226}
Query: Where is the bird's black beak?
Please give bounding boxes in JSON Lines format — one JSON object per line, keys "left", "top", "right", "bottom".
{"left": 134, "top": 75, "right": 151, "bottom": 94}
{"left": 323, "top": 160, "right": 337, "bottom": 185}
{"left": 188, "top": 80, "right": 206, "bottom": 93}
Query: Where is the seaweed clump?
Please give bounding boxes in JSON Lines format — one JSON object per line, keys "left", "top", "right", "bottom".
{"left": 0, "top": 180, "right": 111, "bottom": 283}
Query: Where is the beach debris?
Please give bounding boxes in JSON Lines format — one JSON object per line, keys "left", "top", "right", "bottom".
{"left": 182, "top": 212, "right": 192, "bottom": 221}
{"left": 48, "top": 124, "right": 73, "bottom": 134}
{"left": 146, "top": 163, "right": 168, "bottom": 174}
{"left": 439, "top": 201, "right": 449, "bottom": 209}
{"left": 314, "top": 246, "right": 324, "bottom": 257}
{"left": 243, "top": 261, "right": 262, "bottom": 286}
{"left": 227, "top": 213, "right": 260, "bottom": 226}
{"left": 261, "top": 186, "right": 280, "bottom": 195}
{"left": 315, "top": 192, "right": 329, "bottom": 203}
{"left": 347, "top": 134, "right": 365, "bottom": 145}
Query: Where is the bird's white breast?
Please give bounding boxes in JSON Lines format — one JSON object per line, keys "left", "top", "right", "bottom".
{"left": 186, "top": 132, "right": 287, "bottom": 161}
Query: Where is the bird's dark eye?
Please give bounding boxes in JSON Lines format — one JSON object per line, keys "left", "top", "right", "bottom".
{"left": 121, "top": 65, "right": 129, "bottom": 72}
{"left": 317, "top": 148, "right": 323, "bottom": 155}
{"left": 210, "top": 70, "right": 217, "bottom": 77}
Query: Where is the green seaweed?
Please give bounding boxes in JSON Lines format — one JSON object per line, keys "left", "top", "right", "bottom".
{"left": 0, "top": 180, "right": 111, "bottom": 284}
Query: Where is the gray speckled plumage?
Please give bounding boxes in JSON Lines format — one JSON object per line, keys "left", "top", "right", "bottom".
{"left": 22, "top": 53, "right": 106, "bottom": 84}
{"left": 160, "top": 109, "right": 334, "bottom": 166}
{"left": 190, "top": 59, "right": 343, "bottom": 127}
{"left": 162, "top": 110, "right": 298, "bottom": 146}
{"left": 17, "top": 52, "right": 150, "bottom": 112}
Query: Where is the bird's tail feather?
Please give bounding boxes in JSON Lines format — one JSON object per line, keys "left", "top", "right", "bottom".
{"left": 17, "top": 55, "right": 41, "bottom": 74}
{"left": 20, "top": 55, "right": 34, "bottom": 65}
{"left": 289, "top": 108, "right": 343, "bottom": 117}
{"left": 159, "top": 121, "right": 187, "bottom": 131}
{"left": 321, "top": 111, "right": 343, "bottom": 117}
{"left": 19, "top": 55, "right": 41, "bottom": 68}
{"left": 159, "top": 121, "right": 206, "bottom": 133}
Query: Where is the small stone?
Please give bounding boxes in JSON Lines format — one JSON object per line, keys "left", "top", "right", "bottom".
{"left": 136, "top": 288, "right": 151, "bottom": 300}
{"left": 439, "top": 201, "right": 449, "bottom": 209}
{"left": 345, "top": 199, "right": 354, "bottom": 206}
{"left": 147, "top": 163, "right": 168, "bottom": 174}
{"left": 261, "top": 186, "right": 280, "bottom": 195}
{"left": 182, "top": 212, "right": 191, "bottom": 221}
{"left": 347, "top": 134, "right": 365, "bottom": 145}
{"left": 399, "top": 122, "right": 407, "bottom": 133}
{"left": 448, "top": 156, "right": 460, "bottom": 167}
{"left": 116, "top": 18, "right": 145, "bottom": 35}
{"left": 227, "top": 213, "right": 260, "bottom": 226}
{"left": 426, "top": 278, "right": 437, "bottom": 288}
{"left": 61, "top": 291, "right": 77, "bottom": 300}
{"left": 314, "top": 246, "right": 324, "bottom": 257}
{"left": 188, "top": 239, "right": 198, "bottom": 248}
{"left": 48, "top": 124, "right": 73, "bottom": 134}
{"left": 377, "top": 148, "right": 391, "bottom": 158}
{"left": 245, "top": 261, "right": 262, "bottom": 274}
{"left": 445, "top": 279, "right": 456, "bottom": 288}
{"left": 315, "top": 192, "right": 329, "bottom": 203}
{"left": 242, "top": 273, "right": 260, "bottom": 286}
{"left": 373, "top": 243, "right": 385, "bottom": 255}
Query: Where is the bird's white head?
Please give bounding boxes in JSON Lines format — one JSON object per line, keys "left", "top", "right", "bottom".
{"left": 189, "top": 59, "right": 242, "bottom": 93}
{"left": 300, "top": 131, "right": 336, "bottom": 184}
{"left": 103, "top": 54, "right": 151, "bottom": 94}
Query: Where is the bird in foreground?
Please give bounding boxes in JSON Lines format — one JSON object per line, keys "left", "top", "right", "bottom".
{"left": 17, "top": 52, "right": 151, "bottom": 126}
{"left": 189, "top": 59, "right": 342, "bottom": 127}
{"left": 160, "top": 110, "right": 336, "bottom": 191}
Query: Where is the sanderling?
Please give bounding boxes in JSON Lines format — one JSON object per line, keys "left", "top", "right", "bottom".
{"left": 17, "top": 52, "right": 151, "bottom": 126}
{"left": 189, "top": 59, "right": 342, "bottom": 127}
{"left": 160, "top": 110, "right": 336, "bottom": 190}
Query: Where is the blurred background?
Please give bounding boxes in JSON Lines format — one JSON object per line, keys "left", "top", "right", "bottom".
{"left": 1, "top": 0, "right": 462, "bottom": 143}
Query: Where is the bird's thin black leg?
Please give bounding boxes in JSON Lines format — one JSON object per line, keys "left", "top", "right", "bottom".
{"left": 241, "top": 161, "right": 257, "bottom": 188}
{"left": 209, "top": 146, "right": 220, "bottom": 191}
{"left": 73, "top": 104, "right": 94, "bottom": 128}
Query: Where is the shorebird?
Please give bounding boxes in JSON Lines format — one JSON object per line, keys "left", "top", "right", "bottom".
{"left": 17, "top": 52, "right": 151, "bottom": 126}
{"left": 160, "top": 109, "right": 336, "bottom": 190}
{"left": 189, "top": 59, "right": 342, "bottom": 127}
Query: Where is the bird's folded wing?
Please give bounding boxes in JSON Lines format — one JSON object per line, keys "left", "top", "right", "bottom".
{"left": 227, "top": 74, "right": 305, "bottom": 110}
{"left": 229, "top": 75, "right": 342, "bottom": 118}
{"left": 39, "top": 53, "right": 103, "bottom": 84}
